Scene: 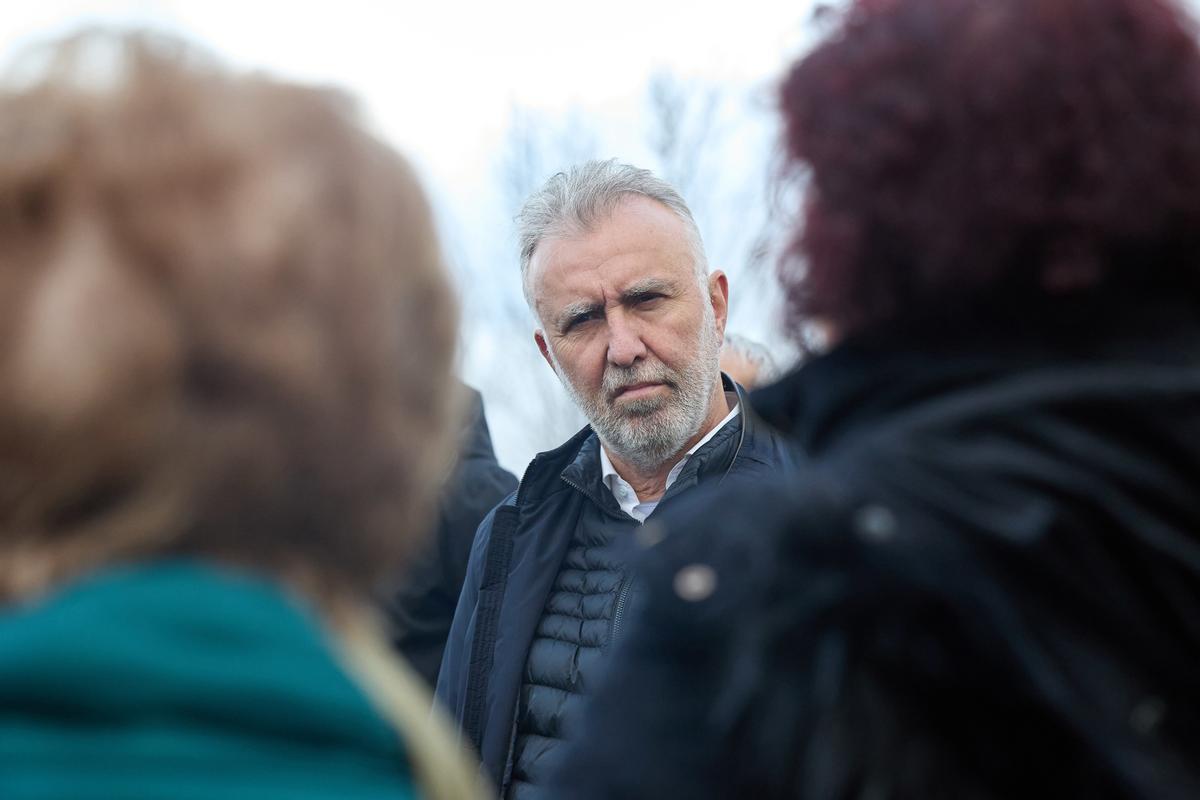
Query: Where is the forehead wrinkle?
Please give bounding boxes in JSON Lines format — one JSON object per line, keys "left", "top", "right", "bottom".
{"left": 533, "top": 207, "right": 697, "bottom": 328}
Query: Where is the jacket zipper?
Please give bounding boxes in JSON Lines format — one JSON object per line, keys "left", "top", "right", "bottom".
{"left": 610, "top": 576, "right": 632, "bottom": 644}
{"left": 513, "top": 454, "right": 544, "bottom": 506}
{"left": 561, "top": 474, "right": 641, "bottom": 524}
{"left": 560, "top": 474, "right": 587, "bottom": 498}
{"left": 487, "top": 457, "right": 540, "bottom": 793}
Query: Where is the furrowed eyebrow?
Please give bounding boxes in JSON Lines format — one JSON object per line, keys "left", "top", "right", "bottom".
{"left": 554, "top": 279, "right": 677, "bottom": 332}
{"left": 557, "top": 300, "right": 604, "bottom": 331}
{"left": 620, "top": 278, "right": 675, "bottom": 302}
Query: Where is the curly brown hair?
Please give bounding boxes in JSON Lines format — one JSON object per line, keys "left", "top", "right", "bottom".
{"left": 0, "top": 32, "right": 459, "bottom": 601}
{"left": 781, "top": 0, "right": 1200, "bottom": 339}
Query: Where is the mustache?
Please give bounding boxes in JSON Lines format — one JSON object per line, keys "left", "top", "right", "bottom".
{"left": 604, "top": 361, "right": 678, "bottom": 402}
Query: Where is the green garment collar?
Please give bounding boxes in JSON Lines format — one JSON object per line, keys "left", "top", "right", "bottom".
{"left": 0, "top": 560, "right": 416, "bottom": 799}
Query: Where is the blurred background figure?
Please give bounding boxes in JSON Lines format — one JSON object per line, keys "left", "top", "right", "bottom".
{"left": 552, "top": 0, "right": 1200, "bottom": 797}
{"left": 0, "top": 32, "right": 484, "bottom": 800}
{"left": 385, "top": 384, "right": 517, "bottom": 686}
{"left": 719, "top": 332, "right": 782, "bottom": 389}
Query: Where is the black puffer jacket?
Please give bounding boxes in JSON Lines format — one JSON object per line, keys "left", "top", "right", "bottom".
{"left": 551, "top": 301, "right": 1200, "bottom": 799}
{"left": 437, "top": 375, "right": 799, "bottom": 794}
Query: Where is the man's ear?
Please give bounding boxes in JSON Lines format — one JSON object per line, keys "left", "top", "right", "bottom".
{"left": 708, "top": 270, "right": 730, "bottom": 339}
{"left": 534, "top": 330, "right": 556, "bottom": 371}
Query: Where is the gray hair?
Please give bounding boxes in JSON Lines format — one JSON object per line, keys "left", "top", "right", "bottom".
{"left": 517, "top": 159, "right": 707, "bottom": 308}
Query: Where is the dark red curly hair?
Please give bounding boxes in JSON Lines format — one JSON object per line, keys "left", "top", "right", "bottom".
{"left": 781, "top": 0, "right": 1200, "bottom": 338}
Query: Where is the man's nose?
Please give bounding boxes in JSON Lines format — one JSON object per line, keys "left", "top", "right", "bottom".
{"left": 606, "top": 311, "right": 647, "bottom": 367}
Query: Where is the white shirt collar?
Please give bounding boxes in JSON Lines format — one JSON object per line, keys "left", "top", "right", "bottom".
{"left": 600, "top": 395, "right": 741, "bottom": 523}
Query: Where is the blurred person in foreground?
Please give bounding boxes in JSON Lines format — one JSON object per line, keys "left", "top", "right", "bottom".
{"left": 719, "top": 332, "right": 782, "bottom": 390}
{"left": 0, "top": 32, "right": 485, "bottom": 800}
{"left": 386, "top": 384, "right": 517, "bottom": 686}
{"left": 551, "top": 0, "right": 1200, "bottom": 797}
{"left": 437, "top": 159, "right": 797, "bottom": 797}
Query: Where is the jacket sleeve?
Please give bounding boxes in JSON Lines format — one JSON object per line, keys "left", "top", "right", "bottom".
{"left": 387, "top": 451, "right": 516, "bottom": 685}
{"left": 385, "top": 386, "right": 517, "bottom": 686}
{"left": 434, "top": 494, "right": 512, "bottom": 726}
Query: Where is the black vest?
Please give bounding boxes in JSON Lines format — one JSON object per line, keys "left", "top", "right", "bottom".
{"left": 506, "top": 484, "right": 637, "bottom": 799}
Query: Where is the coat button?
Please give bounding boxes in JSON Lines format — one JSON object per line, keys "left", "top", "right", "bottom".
{"left": 674, "top": 564, "right": 718, "bottom": 601}
{"left": 854, "top": 504, "right": 897, "bottom": 542}
{"left": 1131, "top": 697, "right": 1166, "bottom": 736}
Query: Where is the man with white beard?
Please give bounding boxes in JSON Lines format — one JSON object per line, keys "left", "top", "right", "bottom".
{"left": 437, "top": 160, "right": 797, "bottom": 798}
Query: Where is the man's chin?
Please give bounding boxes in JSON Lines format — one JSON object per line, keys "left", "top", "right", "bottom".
{"left": 610, "top": 396, "right": 668, "bottom": 417}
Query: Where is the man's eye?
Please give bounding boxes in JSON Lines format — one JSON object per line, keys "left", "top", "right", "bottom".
{"left": 634, "top": 293, "right": 664, "bottom": 307}
{"left": 564, "top": 311, "right": 600, "bottom": 332}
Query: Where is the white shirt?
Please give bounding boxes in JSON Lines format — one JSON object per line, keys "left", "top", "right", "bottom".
{"left": 600, "top": 395, "right": 741, "bottom": 523}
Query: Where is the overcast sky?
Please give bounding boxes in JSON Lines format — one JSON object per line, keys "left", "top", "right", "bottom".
{"left": 0, "top": 1, "right": 814, "bottom": 220}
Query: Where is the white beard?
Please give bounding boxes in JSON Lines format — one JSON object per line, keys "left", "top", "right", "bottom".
{"left": 550, "top": 302, "right": 723, "bottom": 473}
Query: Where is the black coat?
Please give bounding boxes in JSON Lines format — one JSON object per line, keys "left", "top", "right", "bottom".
{"left": 436, "top": 376, "right": 800, "bottom": 789}
{"left": 550, "top": 301, "right": 1200, "bottom": 799}
{"left": 386, "top": 388, "right": 517, "bottom": 686}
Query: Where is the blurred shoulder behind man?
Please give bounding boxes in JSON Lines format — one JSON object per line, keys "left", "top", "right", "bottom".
{"left": 386, "top": 385, "right": 518, "bottom": 686}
